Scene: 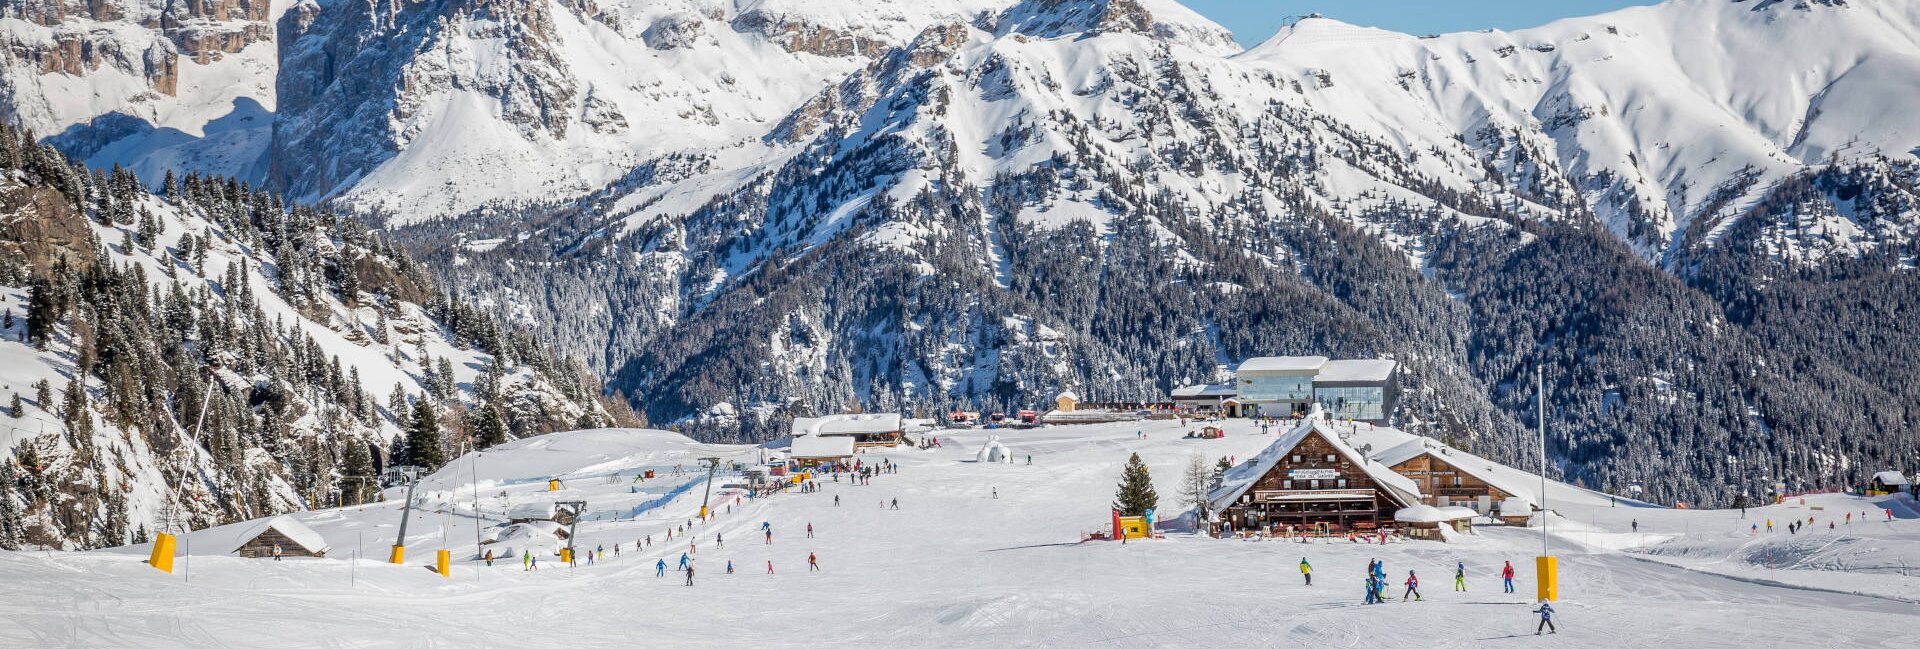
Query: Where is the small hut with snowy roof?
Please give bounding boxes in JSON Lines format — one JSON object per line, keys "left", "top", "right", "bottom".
{"left": 232, "top": 516, "right": 330, "bottom": 559}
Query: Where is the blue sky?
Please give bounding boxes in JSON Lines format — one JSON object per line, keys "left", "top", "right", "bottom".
{"left": 1182, "top": 1, "right": 1662, "bottom": 47}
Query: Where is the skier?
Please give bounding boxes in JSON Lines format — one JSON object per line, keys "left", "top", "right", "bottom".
{"left": 685, "top": 562, "right": 696, "bottom": 586}
{"left": 891, "top": 497, "right": 899, "bottom": 510}
{"left": 1632, "top": 519, "right": 1638, "bottom": 533}
{"left": 993, "top": 487, "right": 998, "bottom": 499}
{"left": 272, "top": 544, "right": 283, "bottom": 561}
{"left": 523, "top": 550, "right": 531, "bottom": 571}
{"left": 1533, "top": 600, "right": 1557, "bottom": 635}
{"left": 1299, "top": 557, "right": 1312, "bottom": 585}
{"left": 834, "top": 494, "right": 841, "bottom": 507}
{"left": 1364, "top": 575, "right": 1379, "bottom": 604}
{"left": 767, "top": 560, "right": 775, "bottom": 574}
{"left": 807, "top": 522, "right": 814, "bottom": 538}
{"left": 1403, "top": 570, "right": 1423, "bottom": 601}
{"left": 530, "top": 555, "right": 539, "bottom": 571}
{"left": 656, "top": 559, "right": 666, "bottom": 577}
{"left": 1501, "top": 560, "right": 1516, "bottom": 594}
{"left": 716, "top": 533, "right": 723, "bottom": 548}
{"left": 679, "top": 552, "right": 690, "bottom": 571}
{"left": 1455, "top": 561, "right": 1467, "bottom": 592}
{"left": 614, "top": 544, "right": 620, "bottom": 557}
{"left": 485, "top": 549, "right": 495, "bottom": 567}
{"left": 808, "top": 552, "right": 820, "bottom": 572}
{"left": 726, "top": 560, "right": 734, "bottom": 574}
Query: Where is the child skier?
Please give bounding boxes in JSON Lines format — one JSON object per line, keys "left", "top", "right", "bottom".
{"left": 1404, "top": 570, "right": 1423, "bottom": 601}
{"left": 1364, "top": 575, "right": 1379, "bottom": 604}
{"left": 1455, "top": 561, "right": 1467, "bottom": 591}
{"left": 1533, "top": 600, "right": 1557, "bottom": 634}
{"left": 726, "top": 560, "right": 734, "bottom": 574}
{"left": 1501, "top": 560, "right": 1516, "bottom": 593}
{"left": 523, "top": 550, "right": 531, "bottom": 571}
{"left": 808, "top": 552, "right": 820, "bottom": 572}
{"left": 656, "top": 559, "right": 665, "bottom": 577}
{"left": 1299, "top": 558, "right": 1312, "bottom": 585}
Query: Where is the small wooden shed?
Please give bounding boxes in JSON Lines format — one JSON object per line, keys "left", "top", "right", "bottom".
{"left": 1055, "top": 391, "right": 1079, "bottom": 413}
{"left": 232, "top": 516, "right": 330, "bottom": 559}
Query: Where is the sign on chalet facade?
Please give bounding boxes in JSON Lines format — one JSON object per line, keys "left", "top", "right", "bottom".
{"left": 1210, "top": 413, "right": 1419, "bottom": 535}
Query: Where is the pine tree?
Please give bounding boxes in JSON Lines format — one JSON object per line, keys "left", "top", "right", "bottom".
{"left": 1213, "top": 457, "right": 1232, "bottom": 490}
{"left": 341, "top": 440, "right": 375, "bottom": 504}
{"left": 34, "top": 380, "right": 51, "bottom": 410}
{"left": 7, "top": 393, "right": 20, "bottom": 418}
{"left": 2, "top": 308, "right": 12, "bottom": 329}
{"left": 0, "top": 461, "right": 22, "bottom": 550}
{"left": 475, "top": 406, "right": 509, "bottom": 449}
{"left": 1113, "top": 452, "right": 1158, "bottom": 516}
{"left": 406, "top": 398, "right": 445, "bottom": 469}
{"left": 25, "top": 277, "right": 57, "bottom": 348}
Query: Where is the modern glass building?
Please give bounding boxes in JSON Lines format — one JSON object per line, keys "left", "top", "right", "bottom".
{"left": 1229, "top": 357, "right": 1399, "bottom": 423}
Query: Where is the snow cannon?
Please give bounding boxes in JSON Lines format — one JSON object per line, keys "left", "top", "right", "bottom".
{"left": 148, "top": 533, "right": 177, "bottom": 573}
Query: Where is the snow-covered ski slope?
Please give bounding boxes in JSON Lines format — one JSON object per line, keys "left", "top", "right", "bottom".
{"left": 3, "top": 418, "right": 1917, "bottom": 646}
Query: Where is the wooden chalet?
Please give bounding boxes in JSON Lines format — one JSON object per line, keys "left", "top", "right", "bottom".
{"left": 1209, "top": 410, "right": 1420, "bottom": 536}
{"left": 1372, "top": 439, "right": 1528, "bottom": 514}
{"left": 792, "top": 414, "right": 905, "bottom": 448}
{"left": 231, "top": 516, "right": 330, "bottom": 559}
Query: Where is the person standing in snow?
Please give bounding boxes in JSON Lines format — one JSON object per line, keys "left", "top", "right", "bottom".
{"left": 767, "top": 560, "right": 775, "bottom": 574}
{"left": 656, "top": 559, "right": 666, "bottom": 577}
{"left": 1533, "top": 600, "right": 1557, "bottom": 634}
{"left": 272, "top": 544, "right": 283, "bottom": 561}
{"left": 685, "top": 562, "right": 696, "bottom": 586}
{"left": 524, "top": 550, "right": 531, "bottom": 571}
{"left": 1364, "top": 575, "right": 1379, "bottom": 604}
{"left": 1404, "top": 570, "right": 1423, "bottom": 601}
{"left": 679, "top": 552, "right": 690, "bottom": 571}
{"left": 1455, "top": 562, "right": 1467, "bottom": 591}
{"left": 807, "top": 523, "right": 814, "bottom": 539}
{"left": 993, "top": 487, "right": 998, "bottom": 499}
{"left": 1631, "top": 519, "right": 1638, "bottom": 533}
{"left": 1299, "top": 558, "right": 1312, "bottom": 585}
{"left": 716, "top": 533, "right": 723, "bottom": 548}
{"left": 891, "top": 497, "right": 899, "bottom": 510}
{"left": 808, "top": 552, "right": 820, "bottom": 572}
{"left": 726, "top": 560, "right": 734, "bottom": 574}
{"left": 485, "top": 550, "right": 495, "bottom": 567}
{"left": 1501, "top": 560, "right": 1516, "bottom": 593}
{"left": 834, "top": 494, "right": 841, "bottom": 507}
{"left": 530, "top": 555, "right": 539, "bottom": 571}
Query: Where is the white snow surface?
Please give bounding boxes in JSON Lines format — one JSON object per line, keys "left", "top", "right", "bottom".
{"left": 3, "top": 420, "right": 1919, "bottom": 645}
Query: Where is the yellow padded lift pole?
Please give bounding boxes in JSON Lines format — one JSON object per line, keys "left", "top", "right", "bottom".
{"left": 148, "top": 533, "right": 177, "bottom": 573}
{"left": 389, "top": 544, "right": 406, "bottom": 564}
{"left": 559, "top": 547, "right": 573, "bottom": 564}
{"left": 1536, "top": 555, "right": 1559, "bottom": 601}
{"left": 436, "top": 550, "right": 452, "bottom": 578}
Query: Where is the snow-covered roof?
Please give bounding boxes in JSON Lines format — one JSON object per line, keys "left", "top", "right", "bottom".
{"left": 789, "top": 435, "right": 856, "bottom": 458}
{"left": 1369, "top": 438, "right": 1532, "bottom": 500}
{"left": 231, "top": 516, "right": 329, "bottom": 555}
{"left": 1314, "top": 359, "right": 1397, "bottom": 384}
{"left": 1500, "top": 496, "right": 1535, "bottom": 513}
{"left": 1393, "top": 504, "right": 1467, "bottom": 523}
{"left": 1170, "top": 384, "right": 1237, "bottom": 399}
{"left": 791, "top": 413, "right": 902, "bottom": 437}
{"left": 1209, "top": 408, "right": 1421, "bottom": 513}
{"left": 508, "top": 501, "right": 559, "bottom": 520}
{"left": 1237, "top": 356, "right": 1328, "bottom": 374}
{"left": 1873, "top": 471, "right": 1911, "bottom": 486}
{"left": 1056, "top": 391, "right": 1079, "bottom": 401}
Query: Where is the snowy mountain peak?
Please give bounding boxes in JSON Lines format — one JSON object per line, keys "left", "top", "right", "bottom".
{"left": 994, "top": 0, "right": 1237, "bottom": 54}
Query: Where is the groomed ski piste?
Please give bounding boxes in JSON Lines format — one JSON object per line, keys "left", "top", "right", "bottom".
{"left": 2, "top": 418, "right": 1916, "bottom": 647}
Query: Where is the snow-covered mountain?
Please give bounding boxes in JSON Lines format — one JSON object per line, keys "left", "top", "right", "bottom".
{"left": 7, "top": 0, "right": 1920, "bottom": 506}
{"left": 0, "top": 125, "right": 622, "bottom": 549}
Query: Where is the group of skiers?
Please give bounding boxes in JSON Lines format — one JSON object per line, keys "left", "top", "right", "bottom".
{"left": 1331, "top": 557, "right": 1551, "bottom": 632}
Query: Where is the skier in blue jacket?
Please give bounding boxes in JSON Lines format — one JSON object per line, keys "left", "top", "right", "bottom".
{"left": 1534, "top": 601, "right": 1557, "bottom": 635}
{"left": 655, "top": 559, "right": 666, "bottom": 577}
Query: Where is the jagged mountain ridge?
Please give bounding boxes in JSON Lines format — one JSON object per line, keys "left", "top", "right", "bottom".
{"left": 5, "top": 0, "right": 1920, "bottom": 506}
{"left": 416, "top": 0, "right": 1920, "bottom": 506}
